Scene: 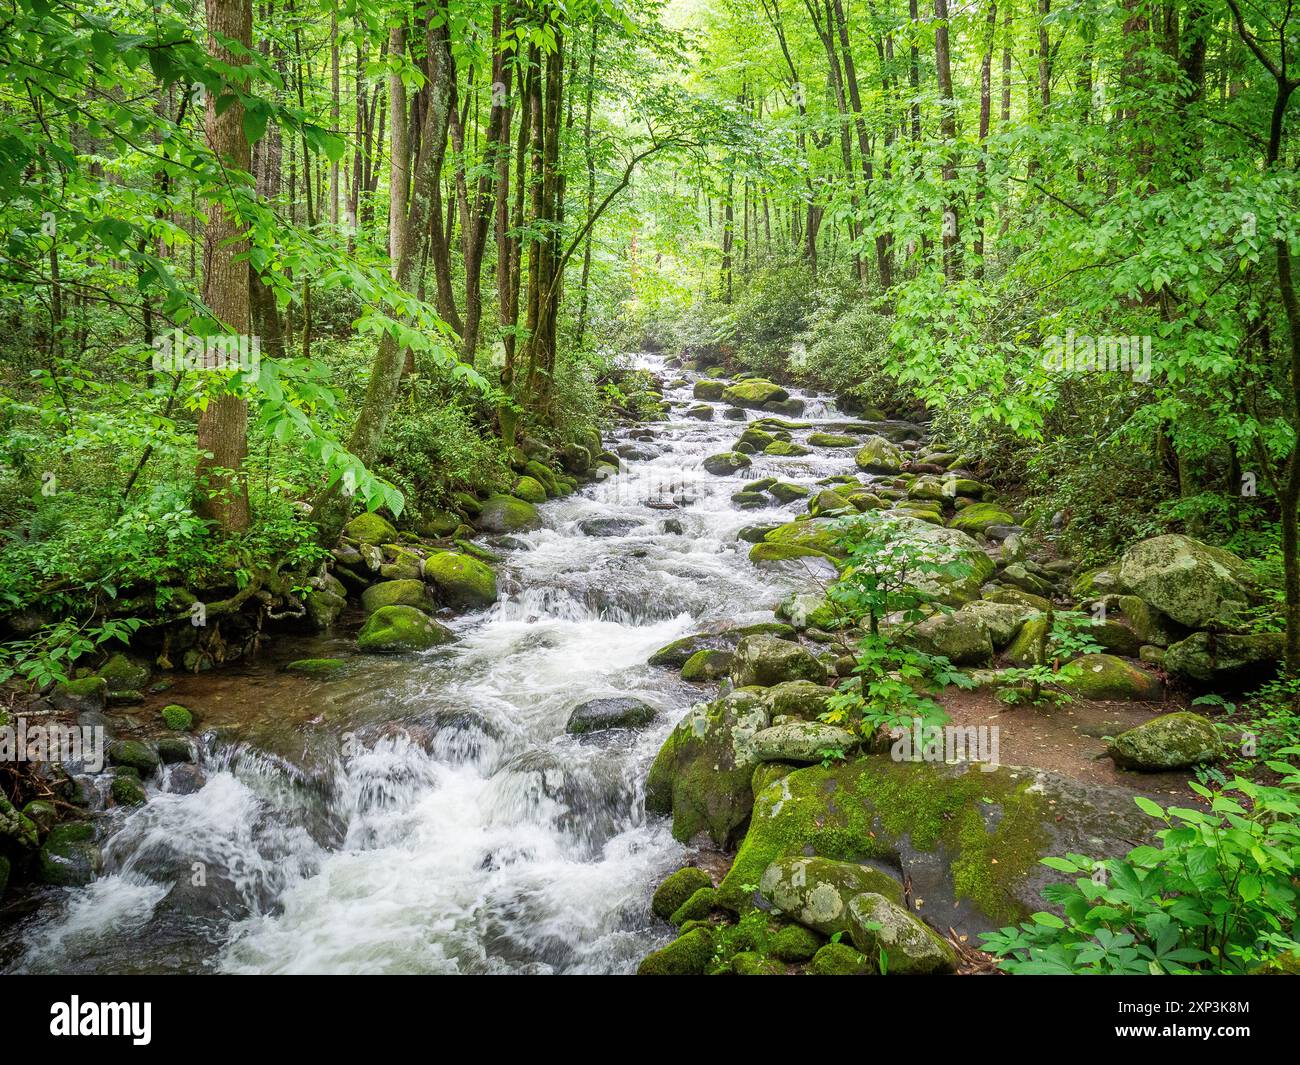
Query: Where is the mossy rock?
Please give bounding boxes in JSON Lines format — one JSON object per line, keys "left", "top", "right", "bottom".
{"left": 1, "top": 792, "right": 39, "bottom": 849}
{"left": 1060, "top": 653, "right": 1162, "bottom": 701}
{"left": 1162, "top": 631, "right": 1284, "bottom": 685}
{"left": 717, "top": 757, "right": 1153, "bottom": 936}
{"left": 38, "top": 821, "right": 102, "bottom": 886}
{"left": 758, "top": 855, "right": 903, "bottom": 938}
{"left": 760, "top": 518, "right": 846, "bottom": 561}
{"left": 357, "top": 605, "right": 455, "bottom": 654}
{"left": 764, "top": 440, "right": 811, "bottom": 457}
{"left": 769, "top": 482, "right": 810, "bottom": 503}
{"left": 637, "top": 927, "right": 715, "bottom": 976}
{"left": 703, "top": 451, "right": 752, "bottom": 475}
{"left": 360, "top": 578, "right": 428, "bottom": 615}
{"left": 983, "top": 585, "right": 1053, "bottom": 613}
{"left": 729, "top": 951, "right": 782, "bottom": 975}
{"left": 99, "top": 652, "right": 150, "bottom": 696}
{"left": 949, "top": 502, "right": 1016, "bottom": 534}
{"left": 681, "top": 648, "right": 735, "bottom": 682}
{"left": 51, "top": 676, "right": 107, "bottom": 714}
{"left": 855, "top": 436, "right": 904, "bottom": 473}
{"left": 645, "top": 690, "right": 770, "bottom": 847}
{"left": 737, "top": 427, "right": 777, "bottom": 451}
{"left": 693, "top": 379, "right": 727, "bottom": 400}
{"left": 344, "top": 511, "right": 398, "bottom": 545}
{"left": 423, "top": 551, "right": 498, "bottom": 610}
{"left": 768, "top": 922, "right": 824, "bottom": 962}
{"left": 1117, "top": 534, "right": 1259, "bottom": 630}
{"left": 652, "top": 866, "right": 713, "bottom": 920}
{"left": 108, "top": 739, "right": 160, "bottom": 774}
{"left": 761, "top": 680, "right": 836, "bottom": 721}
{"left": 22, "top": 800, "right": 58, "bottom": 834}
{"left": 722, "top": 380, "right": 788, "bottom": 407}
{"left": 1117, "top": 595, "right": 1188, "bottom": 649}
{"left": 808, "top": 432, "right": 859, "bottom": 448}
{"left": 669, "top": 886, "right": 717, "bottom": 926}
{"left": 414, "top": 508, "right": 461, "bottom": 537}
{"left": 512, "top": 475, "right": 548, "bottom": 504}
{"left": 809, "top": 488, "right": 854, "bottom": 517}
{"left": 1003, "top": 615, "right": 1050, "bottom": 666}
{"left": 111, "top": 775, "right": 148, "bottom": 806}
{"left": 647, "top": 623, "right": 795, "bottom": 668}
{"left": 284, "top": 658, "right": 348, "bottom": 676}
{"left": 908, "top": 609, "right": 994, "bottom": 666}
{"left": 523, "top": 459, "right": 560, "bottom": 494}
{"left": 847, "top": 892, "right": 957, "bottom": 974}
{"left": 752, "top": 721, "right": 857, "bottom": 763}
{"left": 749, "top": 542, "right": 837, "bottom": 564}
{"left": 1108, "top": 711, "right": 1221, "bottom": 771}
{"left": 809, "top": 941, "right": 871, "bottom": 975}
{"left": 731, "top": 634, "right": 826, "bottom": 687}
{"left": 961, "top": 600, "right": 1031, "bottom": 649}
{"left": 477, "top": 493, "right": 541, "bottom": 533}
{"left": 160, "top": 704, "right": 193, "bottom": 731}
{"left": 1073, "top": 566, "right": 1120, "bottom": 600}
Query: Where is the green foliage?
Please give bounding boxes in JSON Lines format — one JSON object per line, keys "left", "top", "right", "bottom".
{"left": 981, "top": 760, "right": 1300, "bottom": 974}
{"left": 997, "top": 611, "right": 1104, "bottom": 707}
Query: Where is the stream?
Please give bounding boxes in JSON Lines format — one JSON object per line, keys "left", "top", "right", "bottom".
{"left": 3, "top": 355, "right": 883, "bottom": 975}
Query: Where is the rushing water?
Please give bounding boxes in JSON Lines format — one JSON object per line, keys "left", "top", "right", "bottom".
{"left": 5, "top": 355, "right": 891, "bottom": 975}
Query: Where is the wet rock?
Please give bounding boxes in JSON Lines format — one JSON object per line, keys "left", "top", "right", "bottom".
{"left": 39, "top": 821, "right": 102, "bottom": 886}
{"left": 565, "top": 697, "right": 657, "bottom": 735}
{"left": 1117, "top": 534, "right": 1259, "bottom": 630}
{"left": 683, "top": 404, "right": 714, "bottom": 420}
{"left": 357, "top": 605, "right": 456, "bottom": 653}
{"left": 807, "top": 432, "right": 859, "bottom": 448}
{"left": 423, "top": 551, "right": 498, "bottom": 610}
{"left": 168, "top": 763, "right": 206, "bottom": 795}
{"left": 731, "top": 634, "right": 827, "bottom": 687}
{"left": 758, "top": 856, "right": 903, "bottom": 937}
{"left": 769, "top": 482, "right": 809, "bottom": 503}
{"left": 1108, "top": 711, "right": 1220, "bottom": 771}
{"left": 703, "top": 451, "right": 752, "bottom": 475}
{"left": 647, "top": 623, "right": 795, "bottom": 668}
{"left": 764, "top": 439, "right": 811, "bottom": 456}
{"left": 477, "top": 493, "right": 541, "bottom": 533}
{"left": 156, "top": 737, "right": 196, "bottom": 764}
{"left": 360, "top": 579, "right": 429, "bottom": 615}
{"left": 848, "top": 893, "right": 957, "bottom": 974}
{"left": 108, "top": 739, "right": 160, "bottom": 774}
{"left": 578, "top": 517, "right": 643, "bottom": 537}
{"left": 111, "top": 775, "right": 147, "bottom": 806}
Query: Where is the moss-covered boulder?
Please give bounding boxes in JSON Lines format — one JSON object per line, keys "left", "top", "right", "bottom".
{"left": 776, "top": 592, "right": 843, "bottom": 631}
{"left": 765, "top": 440, "right": 811, "bottom": 457}
{"left": 636, "top": 927, "right": 715, "bottom": 975}
{"left": 111, "top": 775, "right": 148, "bottom": 806}
{"left": 1061, "top": 654, "right": 1162, "bottom": 701}
{"left": 949, "top": 502, "right": 1016, "bottom": 534}
{"left": 360, "top": 578, "right": 429, "bottom": 615}
{"left": 908, "top": 609, "right": 994, "bottom": 666}
{"left": 847, "top": 893, "right": 957, "bottom": 974}
{"left": 752, "top": 721, "right": 857, "bottom": 763}
{"left": 423, "top": 551, "right": 498, "bottom": 610}
{"left": 681, "top": 648, "right": 735, "bottom": 681}
{"left": 99, "top": 652, "right": 150, "bottom": 697}
{"left": 669, "top": 886, "right": 716, "bottom": 926}
{"left": 757, "top": 519, "right": 845, "bottom": 562}
{"left": 357, "top": 605, "right": 455, "bottom": 653}
{"left": 477, "top": 493, "right": 541, "bottom": 533}
{"left": 38, "top": 821, "right": 102, "bottom": 886}
{"left": 303, "top": 572, "right": 348, "bottom": 629}
{"left": 762, "top": 680, "right": 837, "bottom": 721}
{"left": 716, "top": 757, "right": 1153, "bottom": 934}
{"left": 344, "top": 511, "right": 398, "bottom": 545}
{"left": 722, "top": 380, "right": 789, "bottom": 408}
{"left": 108, "top": 739, "right": 160, "bottom": 774}
{"left": 1003, "top": 615, "right": 1049, "bottom": 666}
{"left": 961, "top": 600, "right": 1030, "bottom": 649}
{"left": 160, "top": 704, "right": 193, "bottom": 731}
{"left": 809, "top": 941, "right": 871, "bottom": 975}
{"left": 1117, "top": 595, "right": 1188, "bottom": 648}
{"left": 693, "top": 379, "right": 727, "bottom": 400}
{"left": 645, "top": 690, "right": 770, "bottom": 846}
{"left": 808, "top": 432, "right": 859, "bottom": 448}
{"left": 566, "top": 696, "right": 656, "bottom": 734}
{"left": 758, "top": 856, "right": 903, "bottom": 938}
{"left": 703, "top": 451, "right": 752, "bottom": 475}
{"left": 1117, "top": 534, "right": 1259, "bottom": 630}
{"left": 652, "top": 866, "right": 713, "bottom": 919}
{"left": 1162, "top": 631, "right": 1284, "bottom": 685}
{"left": 1108, "top": 711, "right": 1221, "bottom": 771}
{"left": 511, "top": 475, "right": 548, "bottom": 504}
{"left": 983, "top": 585, "right": 1053, "bottom": 612}
{"left": 647, "top": 623, "right": 796, "bottom": 668}
{"left": 809, "top": 488, "right": 855, "bottom": 517}
{"left": 1073, "top": 566, "right": 1121, "bottom": 600}
{"left": 855, "top": 436, "right": 904, "bottom": 474}
{"left": 731, "top": 634, "right": 827, "bottom": 687}
{"left": 50, "top": 676, "right": 107, "bottom": 714}
{"left": 737, "top": 426, "right": 777, "bottom": 451}
{"left": 770, "top": 482, "right": 810, "bottom": 503}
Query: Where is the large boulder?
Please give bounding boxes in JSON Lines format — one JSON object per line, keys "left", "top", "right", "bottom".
{"left": 847, "top": 893, "right": 957, "bottom": 974}
{"left": 1117, "top": 534, "right": 1259, "bottom": 630}
{"left": 477, "top": 493, "right": 541, "bottom": 533}
{"left": 908, "top": 609, "right": 994, "bottom": 665}
{"left": 886, "top": 516, "right": 996, "bottom": 604}
{"left": 762, "top": 680, "right": 837, "bottom": 720}
{"left": 423, "top": 551, "right": 497, "bottom": 610}
{"left": 731, "top": 634, "right": 827, "bottom": 687}
{"left": 1108, "top": 711, "right": 1221, "bottom": 771}
{"left": 949, "top": 502, "right": 1016, "bottom": 534}
{"left": 566, "top": 697, "right": 656, "bottom": 734}
{"left": 961, "top": 600, "right": 1031, "bottom": 649}
{"left": 716, "top": 757, "right": 1154, "bottom": 935}
{"left": 1060, "top": 654, "right": 1162, "bottom": 701}
{"left": 755, "top": 519, "right": 845, "bottom": 562}
{"left": 647, "top": 623, "right": 795, "bottom": 668}
{"left": 1117, "top": 595, "right": 1188, "bottom": 648}
{"left": 357, "top": 605, "right": 455, "bottom": 653}
{"left": 722, "top": 380, "right": 788, "bottom": 408}
{"left": 645, "top": 690, "right": 770, "bottom": 847}
{"left": 758, "top": 856, "right": 903, "bottom": 938}
{"left": 855, "top": 436, "right": 904, "bottom": 474}
{"left": 360, "top": 579, "right": 429, "bottom": 614}
{"left": 693, "top": 379, "right": 727, "bottom": 401}
{"left": 703, "top": 451, "right": 752, "bottom": 475}
{"left": 751, "top": 721, "right": 858, "bottom": 763}
{"left": 344, "top": 512, "right": 398, "bottom": 545}
{"left": 1162, "top": 631, "right": 1284, "bottom": 685}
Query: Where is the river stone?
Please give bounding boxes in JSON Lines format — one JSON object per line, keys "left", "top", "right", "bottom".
{"left": 478, "top": 493, "right": 541, "bottom": 533}
{"left": 809, "top": 488, "right": 854, "bottom": 517}
{"left": 99, "top": 652, "right": 150, "bottom": 698}
{"left": 908, "top": 610, "right": 994, "bottom": 666}
{"left": 645, "top": 689, "right": 770, "bottom": 847}
{"left": 758, "top": 856, "right": 903, "bottom": 938}
{"left": 1117, "top": 595, "right": 1188, "bottom": 648}
{"left": 681, "top": 649, "right": 735, "bottom": 681}
{"left": 156, "top": 736, "right": 197, "bottom": 764}
{"left": 360, "top": 579, "right": 429, "bottom": 615}
{"left": 807, "top": 432, "right": 859, "bottom": 448}
{"left": 579, "top": 517, "right": 643, "bottom": 537}
{"left": 731, "top": 634, "right": 827, "bottom": 687}
{"left": 38, "top": 821, "right": 102, "bottom": 887}
{"left": 51, "top": 676, "right": 107, "bottom": 714}
{"left": 111, "top": 775, "right": 147, "bottom": 807}
{"left": 565, "top": 696, "right": 656, "bottom": 735}
{"left": 1061, "top": 653, "right": 1163, "bottom": 701}
{"left": 303, "top": 572, "right": 348, "bottom": 629}
{"left": 737, "top": 426, "right": 776, "bottom": 451}
{"left": 647, "top": 623, "right": 796, "bottom": 667}
{"left": 693, "top": 379, "right": 727, "bottom": 400}
{"left": 847, "top": 893, "right": 957, "bottom": 974}
{"left": 1108, "top": 711, "right": 1221, "bottom": 771}
{"left": 762, "top": 680, "right": 837, "bottom": 720}
{"left": 684, "top": 403, "right": 714, "bottom": 420}
{"left": 769, "top": 482, "right": 809, "bottom": 503}
{"left": 949, "top": 502, "right": 1016, "bottom": 534}
{"left": 722, "top": 380, "right": 788, "bottom": 408}
{"left": 652, "top": 866, "right": 713, "bottom": 919}
{"left": 1161, "top": 631, "right": 1284, "bottom": 685}
{"left": 703, "top": 451, "right": 752, "bottom": 475}
{"left": 357, "top": 605, "right": 455, "bottom": 653}
{"left": 855, "top": 435, "right": 904, "bottom": 473}
{"left": 108, "top": 739, "right": 160, "bottom": 774}
{"left": 1117, "top": 534, "right": 1259, "bottom": 630}
{"left": 344, "top": 511, "right": 398, "bottom": 545}
{"left": 512, "top": 475, "right": 548, "bottom": 504}
{"left": 759, "top": 518, "right": 845, "bottom": 561}
{"left": 961, "top": 600, "right": 1030, "bottom": 649}
{"left": 717, "top": 757, "right": 1155, "bottom": 935}
{"left": 423, "top": 551, "right": 497, "bottom": 610}
{"left": 809, "top": 942, "right": 872, "bottom": 975}
{"left": 636, "top": 927, "right": 714, "bottom": 975}
{"left": 752, "top": 721, "right": 858, "bottom": 763}
{"left": 764, "top": 440, "right": 811, "bottom": 456}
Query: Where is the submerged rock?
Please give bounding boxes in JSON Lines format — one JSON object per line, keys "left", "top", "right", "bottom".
{"left": 565, "top": 697, "right": 657, "bottom": 734}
